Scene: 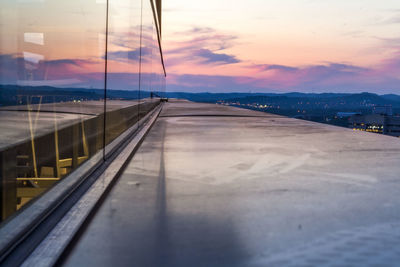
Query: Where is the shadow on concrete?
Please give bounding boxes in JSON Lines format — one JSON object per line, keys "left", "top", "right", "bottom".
{"left": 61, "top": 119, "right": 248, "bottom": 267}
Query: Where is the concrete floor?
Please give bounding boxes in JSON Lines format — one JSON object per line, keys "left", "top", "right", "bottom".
{"left": 63, "top": 100, "right": 400, "bottom": 266}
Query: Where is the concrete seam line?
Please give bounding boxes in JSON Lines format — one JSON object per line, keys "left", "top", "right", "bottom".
{"left": 20, "top": 106, "right": 162, "bottom": 267}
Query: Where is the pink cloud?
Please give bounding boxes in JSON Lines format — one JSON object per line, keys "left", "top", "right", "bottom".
{"left": 164, "top": 27, "right": 239, "bottom": 67}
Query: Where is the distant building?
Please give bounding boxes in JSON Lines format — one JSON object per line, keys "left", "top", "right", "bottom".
{"left": 386, "top": 116, "right": 400, "bottom": 137}
{"left": 349, "top": 106, "right": 400, "bottom": 137}
{"left": 373, "top": 105, "right": 393, "bottom": 116}
{"left": 349, "top": 114, "right": 385, "bottom": 134}
{"left": 336, "top": 112, "right": 361, "bottom": 118}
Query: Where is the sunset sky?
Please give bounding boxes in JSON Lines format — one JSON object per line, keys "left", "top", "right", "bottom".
{"left": 163, "top": 0, "right": 400, "bottom": 93}
{"left": 1, "top": 0, "right": 400, "bottom": 94}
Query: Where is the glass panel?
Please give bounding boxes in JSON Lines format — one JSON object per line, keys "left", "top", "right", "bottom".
{"left": 104, "top": 0, "right": 142, "bottom": 155}
{"left": 0, "top": 0, "right": 165, "bottom": 223}
{"left": 0, "top": 0, "right": 107, "bottom": 221}
{"left": 139, "top": 0, "right": 161, "bottom": 121}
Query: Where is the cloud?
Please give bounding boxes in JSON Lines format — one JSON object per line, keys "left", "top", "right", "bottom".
{"left": 0, "top": 54, "right": 23, "bottom": 68}
{"left": 300, "top": 63, "right": 369, "bottom": 80}
{"left": 44, "top": 59, "right": 95, "bottom": 67}
{"left": 2, "top": 40, "right": 400, "bottom": 94}
{"left": 107, "top": 47, "right": 152, "bottom": 62}
{"left": 341, "top": 30, "right": 365, "bottom": 39}
{"left": 376, "top": 36, "right": 400, "bottom": 51}
{"left": 323, "top": 63, "right": 368, "bottom": 72}
{"left": 380, "top": 12, "right": 400, "bottom": 25}
{"left": 0, "top": 53, "right": 162, "bottom": 90}
{"left": 165, "top": 27, "right": 240, "bottom": 67}
{"left": 166, "top": 60, "right": 400, "bottom": 94}
{"left": 105, "top": 29, "right": 153, "bottom": 63}
{"left": 0, "top": 54, "right": 103, "bottom": 86}
{"left": 182, "top": 27, "right": 215, "bottom": 35}
{"left": 253, "top": 62, "right": 366, "bottom": 74}
{"left": 193, "top": 49, "right": 240, "bottom": 65}
{"left": 108, "top": 29, "right": 141, "bottom": 49}
{"left": 166, "top": 73, "right": 262, "bottom": 93}
{"left": 254, "top": 64, "right": 299, "bottom": 72}
{"left": 0, "top": 54, "right": 23, "bottom": 83}
{"left": 266, "top": 62, "right": 374, "bottom": 91}
{"left": 0, "top": 55, "right": 96, "bottom": 69}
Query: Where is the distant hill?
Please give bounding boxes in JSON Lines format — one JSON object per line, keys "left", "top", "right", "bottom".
{"left": 381, "top": 94, "right": 400, "bottom": 103}
{"left": 1, "top": 84, "right": 400, "bottom": 111}
{"left": 163, "top": 92, "right": 275, "bottom": 102}
{"left": 220, "top": 92, "right": 400, "bottom": 109}
{"left": 3, "top": 84, "right": 398, "bottom": 130}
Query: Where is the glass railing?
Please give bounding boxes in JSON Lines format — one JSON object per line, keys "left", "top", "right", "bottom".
{"left": 0, "top": 0, "right": 166, "bottom": 222}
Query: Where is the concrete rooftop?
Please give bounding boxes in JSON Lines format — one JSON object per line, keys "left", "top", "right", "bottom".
{"left": 62, "top": 100, "right": 400, "bottom": 267}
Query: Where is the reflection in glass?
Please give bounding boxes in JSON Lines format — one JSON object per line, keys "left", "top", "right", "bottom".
{"left": 105, "top": 0, "right": 142, "bottom": 154}
{"left": 0, "top": 0, "right": 165, "bottom": 222}
{"left": 139, "top": 0, "right": 163, "bottom": 122}
{"left": 0, "top": 0, "right": 107, "bottom": 220}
